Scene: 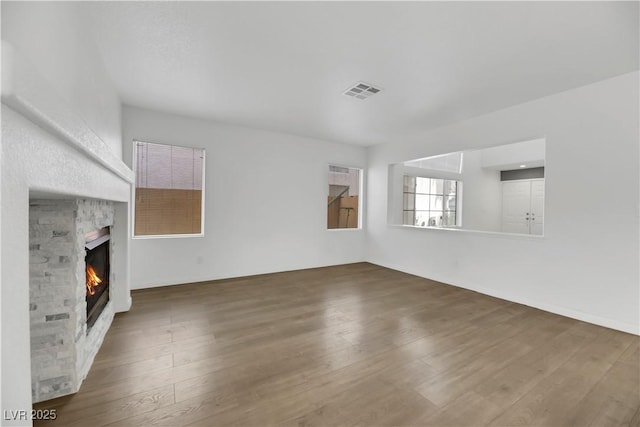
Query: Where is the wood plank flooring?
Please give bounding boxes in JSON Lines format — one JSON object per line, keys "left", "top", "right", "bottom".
{"left": 33, "top": 263, "right": 640, "bottom": 426}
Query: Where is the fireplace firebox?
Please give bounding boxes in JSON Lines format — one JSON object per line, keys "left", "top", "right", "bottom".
{"left": 85, "top": 227, "right": 110, "bottom": 330}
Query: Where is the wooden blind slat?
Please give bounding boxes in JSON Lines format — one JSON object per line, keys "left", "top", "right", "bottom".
{"left": 134, "top": 141, "right": 204, "bottom": 236}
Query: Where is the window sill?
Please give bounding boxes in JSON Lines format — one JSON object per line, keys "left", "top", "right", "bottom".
{"left": 132, "top": 233, "right": 205, "bottom": 240}
{"left": 389, "top": 224, "right": 545, "bottom": 240}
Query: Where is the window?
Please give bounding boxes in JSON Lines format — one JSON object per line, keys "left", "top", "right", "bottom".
{"left": 403, "top": 176, "right": 459, "bottom": 228}
{"left": 327, "top": 165, "right": 362, "bottom": 229}
{"left": 133, "top": 141, "right": 205, "bottom": 237}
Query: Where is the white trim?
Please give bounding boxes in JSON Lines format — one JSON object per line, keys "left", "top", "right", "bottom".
{"left": 131, "top": 139, "right": 206, "bottom": 238}
{"left": 369, "top": 260, "right": 639, "bottom": 336}
{"left": 131, "top": 261, "right": 369, "bottom": 290}
{"left": 132, "top": 233, "right": 205, "bottom": 240}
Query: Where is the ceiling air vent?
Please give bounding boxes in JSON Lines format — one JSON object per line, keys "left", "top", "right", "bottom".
{"left": 343, "top": 82, "right": 381, "bottom": 100}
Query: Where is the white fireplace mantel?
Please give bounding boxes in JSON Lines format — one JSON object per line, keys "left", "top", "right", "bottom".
{"left": 1, "top": 41, "right": 133, "bottom": 424}
{"left": 1, "top": 41, "right": 133, "bottom": 185}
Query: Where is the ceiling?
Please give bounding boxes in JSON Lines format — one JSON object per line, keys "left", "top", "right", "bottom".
{"left": 84, "top": 2, "right": 639, "bottom": 146}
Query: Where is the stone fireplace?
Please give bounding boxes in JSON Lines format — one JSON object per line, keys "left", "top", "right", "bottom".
{"left": 29, "top": 199, "right": 118, "bottom": 402}
{"left": 2, "top": 40, "right": 133, "bottom": 418}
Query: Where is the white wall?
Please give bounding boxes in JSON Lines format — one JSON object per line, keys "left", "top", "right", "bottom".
{"left": 123, "top": 106, "right": 367, "bottom": 289}
{"left": 2, "top": 8, "right": 129, "bottom": 420}
{"left": 460, "top": 149, "right": 502, "bottom": 232}
{"left": 1, "top": 2, "right": 122, "bottom": 158}
{"left": 480, "top": 138, "right": 545, "bottom": 170}
{"left": 367, "top": 71, "right": 639, "bottom": 334}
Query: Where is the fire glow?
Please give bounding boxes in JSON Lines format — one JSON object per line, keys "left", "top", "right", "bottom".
{"left": 86, "top": 265, "right": 102, "bottom": 296}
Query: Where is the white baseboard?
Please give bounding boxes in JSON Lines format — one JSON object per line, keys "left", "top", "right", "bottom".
{"left": 369, "top": 260, "right": 639, "bottom": 336}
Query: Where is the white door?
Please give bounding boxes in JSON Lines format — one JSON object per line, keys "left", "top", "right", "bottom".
{"left": 501, "top": 181, "right": 531, "bottom": 234}
{"left": 530, "top": 180, "right": 545, "bottom": 235}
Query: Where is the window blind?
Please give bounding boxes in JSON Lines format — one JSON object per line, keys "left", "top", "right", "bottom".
{"left": 134, "top": 141, "right": 205, "bottom": 236}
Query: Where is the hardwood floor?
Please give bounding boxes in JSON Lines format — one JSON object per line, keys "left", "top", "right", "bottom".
{"left": 34, "top": 263, "right": 639, "bottom": 426}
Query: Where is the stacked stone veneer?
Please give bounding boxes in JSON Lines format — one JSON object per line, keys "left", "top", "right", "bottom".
{"left": 29, "top": 199, "right": 116, "bottom": 402}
